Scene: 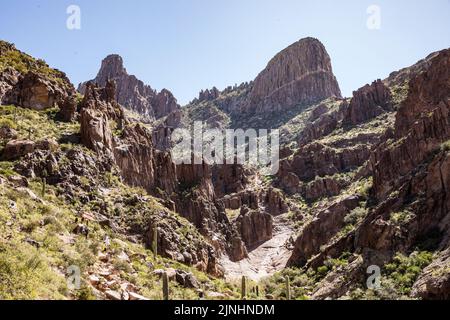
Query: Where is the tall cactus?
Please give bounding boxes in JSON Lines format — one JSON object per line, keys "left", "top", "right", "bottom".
{"left": 241, "top": 275, "right": 247, "bottom": 300}
{"left": 152, "top": 225, "right": 158, "bottom": 258}
{"left": 41, "top": 177, "right": 46, "bottom": 197}
{"left": 255, "top": 285, "right": 260, "bottom": 297}
{"left": 162, "top": 271, "right": 169, "bottom": 300}
{"left": 41, "top": 170, "right": 48, "bottom": 197}
{"left": 13, "top": 106, "right": 17, "bottom": 124}
{"left": 285, "top": 276, "right": 291, "bottom": 300}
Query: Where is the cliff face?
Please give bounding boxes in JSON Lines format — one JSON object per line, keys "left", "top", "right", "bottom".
{"left": 79, "top": 54, "right": 179, "bottom": 121}
{"left": 183, "top": 37, "right": 342, "bottom": 130}
{"left": 248, "top": 37, "right": 342, "bottom": 113}
{"left": 2, "top": 37, "right": 450, "bottom": 300}
{"left": 286, "top": 49, "right": 450, "bottom": 299}
{"left": 0, "top": 41, "right": 75, "bottom": 110}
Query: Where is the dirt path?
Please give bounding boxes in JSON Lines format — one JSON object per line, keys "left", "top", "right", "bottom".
{"left": 221, "top": 213, "right": 295, "bottom": 281}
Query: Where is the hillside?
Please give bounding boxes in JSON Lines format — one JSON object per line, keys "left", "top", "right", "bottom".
{"left": 0, "top": 38, "right": 449, "bottom": 300}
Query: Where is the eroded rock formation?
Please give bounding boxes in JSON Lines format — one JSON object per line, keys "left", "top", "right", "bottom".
{"left": 79, "top": 54, "right": 179, "bottom": 120}
{"left": 247, "top": 37, "right": 341, "bottom": 113}
{"left": 343, "top": 79, "right": 392, "bottom": 126}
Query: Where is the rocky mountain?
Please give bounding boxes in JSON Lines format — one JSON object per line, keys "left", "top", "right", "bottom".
{"left": 79, "top": 54, "right": 179, "bottom": 121}
{"left": 248, "top": 37, "right": 342, "bottom": 113}
{"left": 184, "top": 37, "right": 341, "bottom": 130}
{"left": 0, "top": 37, "right": 449, "bottom": 300}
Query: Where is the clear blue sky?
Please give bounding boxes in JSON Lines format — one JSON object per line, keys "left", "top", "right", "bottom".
{"left": 1, "top": 0, "right": 449, "bottom": 105}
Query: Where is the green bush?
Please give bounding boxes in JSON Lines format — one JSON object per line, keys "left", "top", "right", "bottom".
{"left": 0, "top": 242, "right": 66, "bottom": 299}
{"left": 344, "top": 206, "right": 368, "bottom": 226}
{"left": 390, "top": 210, "right": 415, "bottom": 225}
{"left": 384, "top": 251, "right": 433, "bottom": 296}
{"left": 440, "top": 140, "right": 450, "bottom": 152}
{"left": 0, "top": 118, "right": 16, "bottom": 130}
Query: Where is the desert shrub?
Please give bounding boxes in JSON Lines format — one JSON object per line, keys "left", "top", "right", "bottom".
{"left": 390, "top": 210, "right": 415, "bottom": 225}
{"left": 0, "top": 118, "right": 16, "bottom": 130}
{"left": 0, "top": 242, "right": 66, "bottom": 299}
{"left": 344, "top": 206, "right": 368, "bottom": 225}
{"left": 440, "top": 140, "right": 450, "bottom": 152}
{"left": 75, "top": 285, "right": 97, "bottom": 300}
{"left": 384, "top": 251, "right": 433, "bottom": 296}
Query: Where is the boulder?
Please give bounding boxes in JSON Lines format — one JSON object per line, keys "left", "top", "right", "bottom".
{"left": 105, "top": 290, "right": 122, "bottom": 301}
{"left": 7, "top": 175, "right": 29, "bottom": 187}
{"left": 0, "top": 125, "right": 18, "bottom": 141}
{"left": 235, "top": 207, "right": 273, "bottom": 249}
{"left": 412, "top": 249, "right": 450, "bottom": 300}
{"left": 175, "top": 270, "right": 200, "bottom": 289}
{"left": 1, "top": 139, "right": 34, "bottom": 161}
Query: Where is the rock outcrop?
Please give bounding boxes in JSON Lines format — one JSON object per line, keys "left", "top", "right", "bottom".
{"left": 247, "top": 37, "right": 341, "bottom": 113}
{"left": 0, "top": 41, "right": 75, "bottom": 109}
{"left": 212, "top": 163, "right": 252, "bottom": 198}
{"left": 198, "top": 87, "right": 220, "bottom": 102}
{"left": 286, "top": 49, "right": 450, "bottom": 299}
{"left": 79, "top": 54, "right": 179, "bottom": 120}
{"left": 412, "top": 248, "right": 450, "bottom": 300}
{"left": 78, "top": 81, "right": 248, "bottom": 264}
{"left": 79, "top": 81, "right": 124, "bottom": 153}
{"left": 235, "top": 206, "right": 273, "bottom": 249}
{"left": 0, "top": 67, "right": 20, "bottom": 104}
{"left": 79, "top": 81, "right": 180, "bottom": 196}
{"left": 278, "top": 142, "right": 370, "bottom": 184}
{"left": 343, "top": 80, "right": 392, "bottom": 126}
{"left": 1, "top": 138, "right": 58, "bottom": 161}
{"left": 371, "top": 49, "right": 450, "bottom": 199}
{"left": 288, "top": 196, "right": 361, "bottom": 267}
{"left": 8, "top": 72, "right": 75, "bottom": 110}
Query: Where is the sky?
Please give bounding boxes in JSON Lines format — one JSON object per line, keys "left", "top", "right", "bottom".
{"left": 0, "top": 0, "right": 449, "bottom": 105}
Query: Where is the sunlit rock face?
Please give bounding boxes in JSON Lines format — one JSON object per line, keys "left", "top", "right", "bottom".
{"left": 247, "top": 37, "right": 342, "bottom": 113}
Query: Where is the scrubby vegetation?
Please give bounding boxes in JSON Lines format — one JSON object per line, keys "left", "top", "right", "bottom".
{"left": 0, "top": 102, "right": 245, "bottom": 300}
{"left": 346, "top": 251, "right": 434, "bottom": 300}
{"left": 0, "top": 162, "right": 243, "bottom": 300}
{"left": 0, "top": 105, "right": 80, "bottom": 144}
{"left": 0, "top": 41, "right": 67, "bottom": 85}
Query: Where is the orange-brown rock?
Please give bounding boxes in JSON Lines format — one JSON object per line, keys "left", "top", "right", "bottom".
{"left": 212, "top": 163, "right": 252, "bottom": 198}
{"left": 235, "top": 206, "right": 273, "bottom": 249}
{"left": 279, "top": 142, "right": 370, "bottom": 183}
{"left": 412, "top": 248, "right": 450, "bottom": 300}
{"left": 343, "top": 80, "right": 392, "bottom": 126}
{"left": 371, "top": 49, "right": 450, "bottom": 199}
{"left": 288, "top": 196, "right": 360, "bottom": 267}
{"left": 264, "top": 187, "right": 289, "bottom": 215}
{"left": 79, "top": 54, "right": 179, "bottom": 120}
{"left": 248, "top": 37, "right": 341, "bottom": 113}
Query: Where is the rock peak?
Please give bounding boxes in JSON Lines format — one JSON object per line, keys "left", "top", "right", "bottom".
{"left": 97, "top": 54, "right": 127, "bottom": 81}
{"left": 248, "top": 37, "right": 342, "bottom": 112}
{"left": 79, "top": 54, "right": 179, "bottom": 120}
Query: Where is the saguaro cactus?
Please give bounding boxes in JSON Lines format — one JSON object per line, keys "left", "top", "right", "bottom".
{"left": 152, "top": 225, "right": 158, "bottom": 258}
{"left": 41, "top": 170, "right": 48, "bottom": 197}
{"left": 162, "top": 271, "right": 169, "bottom": 300}
{"left": 285, "top": 276, "right": 291, "bottom": 300}
{"left": 255, "top": 285, "right": 260, "bottom": 297}
{"left": 241, "top": 276, "right": 247, "bottom": 300}
{"left": 13, "top": 106, "right": 17, "bottom": 123}
{"left": 41, "top": 177, "right": 46, "bottom": 197}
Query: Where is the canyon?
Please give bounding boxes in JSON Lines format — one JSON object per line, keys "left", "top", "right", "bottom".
{"left": 0, "top": 37, "right": 449, "bottom": 300}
